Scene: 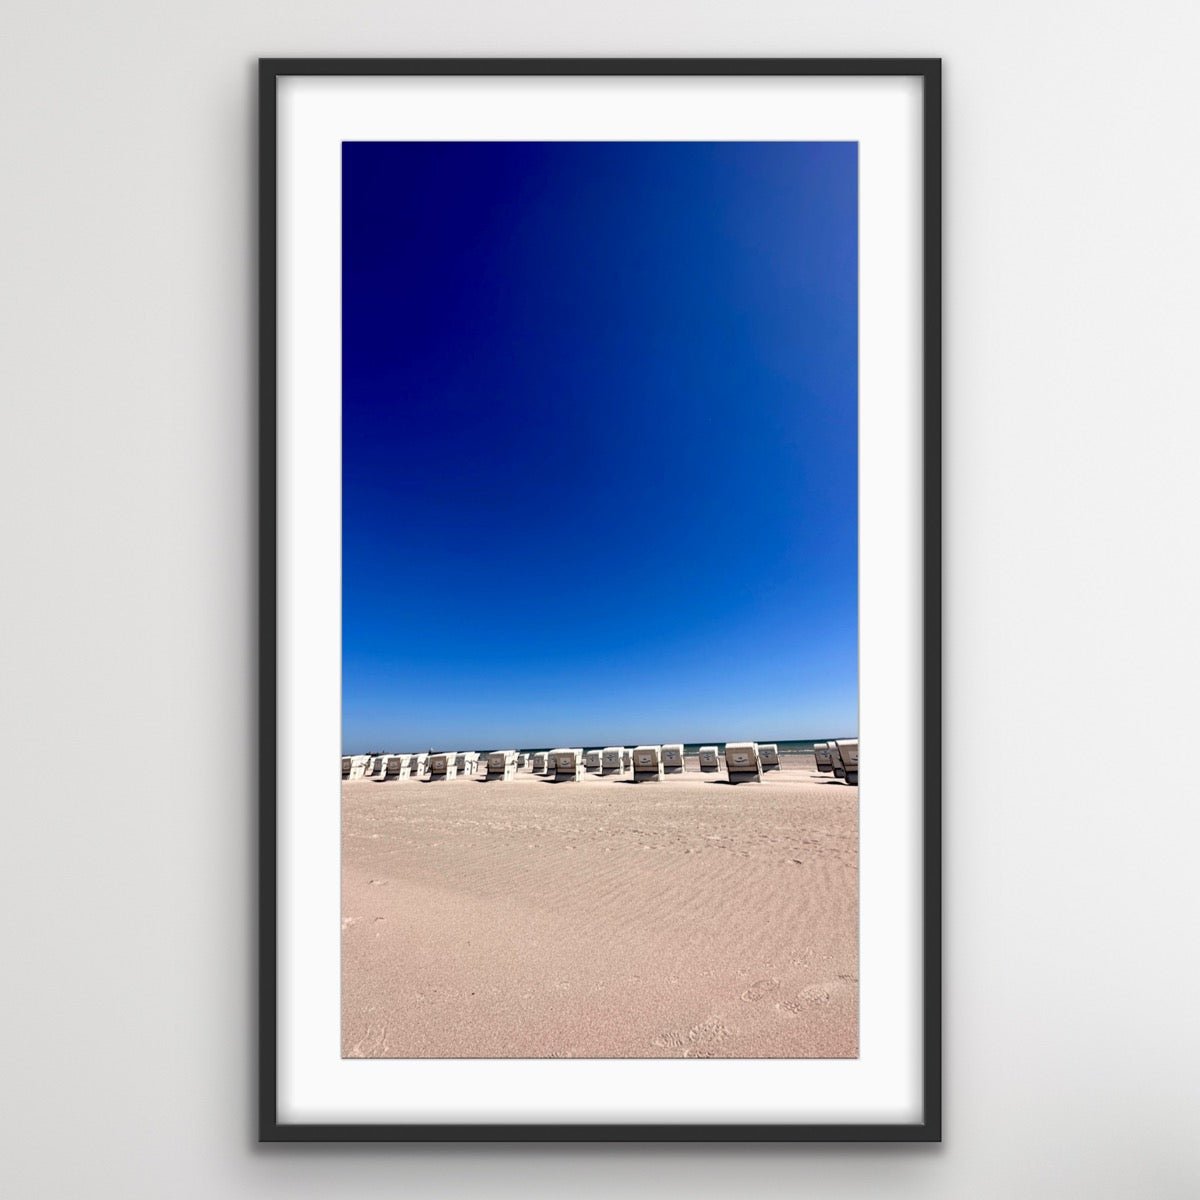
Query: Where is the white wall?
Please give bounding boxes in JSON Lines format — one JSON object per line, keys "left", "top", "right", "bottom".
{"left": 2, "top": 3, "right": 1198, "bottom": 1196}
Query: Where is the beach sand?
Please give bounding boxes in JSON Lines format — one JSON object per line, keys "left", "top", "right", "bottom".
{"left": 342, "top": 758, "right": 858, "bottom": 1058}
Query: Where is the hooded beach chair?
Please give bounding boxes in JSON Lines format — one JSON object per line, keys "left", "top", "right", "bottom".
{"left": 377, "top": 754, "right": 405, "bottom": 781}
{"left": 601, "top": 747, "right": 627, "bottom": 776}
{"left": 400, "top": 752, "right": 428, "bottom": 780}
{"left": 697, "top": 746, "right": 720, "bottom": 772}
{"left": 427, "top": 752, "right": 458, "bottom": 780}
{"left": 724, "top": 742, "right": 763, "bottom": 784}
{"left": 834, "top": 739, "right": 858, "bottom": 785}
{"left": 485, "top": 750, "right": 518, "bottom": 781}
{"left": 828, "top": 743, "right": 846, "bottom": 780}
{"left": 631, "top": 745, "right": 664, "bottom": 783}
{"left": 551, "top": 748, "right": 585, "bottom": 781}
{"left": 813, "top": 742, "right": 834, "bottom": 773}
{"left": 759, "top": 743, "right": 781, "bottom": 772}
{"left": 661, "top": 744, "right": 685, "bottom": 774}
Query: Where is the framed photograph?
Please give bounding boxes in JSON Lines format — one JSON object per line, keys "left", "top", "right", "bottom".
{"left": 260, "top": 57, "right": 941, "bottom": 1141}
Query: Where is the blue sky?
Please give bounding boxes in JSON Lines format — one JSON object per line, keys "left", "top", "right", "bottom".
{"left": 343, "top": 141, "right": 857, "bottom": 752}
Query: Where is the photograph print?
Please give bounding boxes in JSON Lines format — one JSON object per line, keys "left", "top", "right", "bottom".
{"left": 340, "top": 138, "right": 860, "bottom": 1061}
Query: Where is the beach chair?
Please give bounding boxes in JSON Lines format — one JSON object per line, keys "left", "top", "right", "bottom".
{"left": 517, "top": 753, "right": 527, "bottom": 769}
{"left": 583, "top": 749, "right": 603, "bottom": 773}
{"left": 400, "top": 752, "right": 428, "bottom": 781}
{"left": 835, "top": 739, "right": 858, "bottom": 785}
{"left": 697, "top": 746, "right": 720, "bottom": 772}
{"left": 341, "top": 756, "right": 352, "bottom": 779}
{"left": 377, "top": 754, "right": 405, "bottom": 781}
{"left": 551, "top": 748, "right": 585, "bottom": 781}
{"left": 347, "top": 754, "right": 370, "bottom": 780}
{"left": 631, "top": 745, "right": 664, "bottom": 783}
{"left": 759, "top": 743, "right": 781, "bottom": 772}
{"left": 661, "top": 744, "right": 685, "bottom": 774}
{"left": 622, "top": 749, "right": 633, "bottom": 770}
{"left": 531, "top": 751, "right": 549, "bottom": 775}
{"left": 427, "top": 752, "right": 459, "bottom": 781}
{"left": 369, "top": 756, "right": 391, "bottom": 780}
{"left": 601, "top": 746, "right": 626, "bottom": 776}
{"left": 828, "top": 743, "right": 846, "bottom": 780}
{"left": 813, "top": 742, "right": 834, "bottom": 773}
{"left": 454, "top": 751, "right": 480, "bottom": 777}
{"left": 485, "top": 750, "right": 518, "bottom": 781}
{"left": 724, "top": 742, "right": 763, "bottom": 784}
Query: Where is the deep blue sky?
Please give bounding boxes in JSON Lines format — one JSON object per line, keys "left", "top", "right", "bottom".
{"left": 343, "top": 141, "right": 857, "bottom": 752}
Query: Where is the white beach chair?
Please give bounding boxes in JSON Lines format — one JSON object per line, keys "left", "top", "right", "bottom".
{"left": 601, "top": 746, "right": 627, "bottom": 776}
{"left": 661, "top": 744, "right": 685, "bottom": 774}
{"left": 531, "top": 752, "right": 549, "bottom": 775}
{"left": 583, "top": 749, "right": 603, "bottom": 773}
{"left": 828, "top": 743, "right": 846, "bottom": 781}
{"left": 517, "top": 753, "right": 527, "bottom": 769}
{"left": 400, "top": 752, "right": 428, "bottom": 781}
{"left": 622, "top": 749, "right": 633, "bottom": 770}
{"left": 347, "top": 754, "right": 370, "bottom": 780}
{"left": 341, "top": 756, "right": 352, "bottom": 779}
{"left": 835, "top": 739, "right": 858, "bottom": 785}
{"left": 485, "top": 750, "right": 518, "bottom": 781}
{"left": 724, "top": 742, "right": 763, "bottom": 784}
{"left": 551, "top": 748, "right": 585, "bottom": 781}
{"left": 454, "top": 751, "right": 480, "bottom": 777}
{"left": 631, "top": 745, "right": 664, "bottom": 783}
{"left": 377, "top": 754, "right": 405, "bottom": 781}
{"left": 813, "top": 742, "right": 834, "bottom": 773}
{"left": 427, "top": 752, "right": 458, "bottom": 781}
{"left": 759, "top": 743, "right": 781, "bottom": 772}
{"left": 697, "top": 746, "right": 720, "bottom": 772}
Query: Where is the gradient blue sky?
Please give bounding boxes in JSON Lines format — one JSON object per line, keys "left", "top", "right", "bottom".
{"left": 343, "top": 141, "right": 857, "bottom": 752}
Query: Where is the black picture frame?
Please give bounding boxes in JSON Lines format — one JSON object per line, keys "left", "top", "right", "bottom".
{"left": 259, "top": 56, "right": 941, "bottom": 1144}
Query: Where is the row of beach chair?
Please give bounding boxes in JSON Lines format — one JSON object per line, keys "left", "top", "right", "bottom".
{"left": 813, "top": 740, "right": 859, "bottom": 786}
{"left": 343, "top": 741, "right": 858, "bottom": 786}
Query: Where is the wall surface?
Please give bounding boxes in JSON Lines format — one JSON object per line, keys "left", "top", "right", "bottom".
{"left": 2, "top": 2, "right": 1198, "bottom": 1196}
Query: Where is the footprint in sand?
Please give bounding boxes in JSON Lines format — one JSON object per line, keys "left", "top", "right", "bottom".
{"left": 688, "top": 1017, "right": 731, "bottom": 1045}
{"left": 775, "top": 983, "right": 834, "bottom": 1016}
{"left": 740, "top": 978, "right": 780, "bottom": 1003}
{"left": 686, "top": 1017, "right": 729, "bottom": 1056}
{"left": 654, "top": 1017, "right": 731, "bottom": 1054}
{"left": 368, "top": 879, "right": 387, "bottom": 886}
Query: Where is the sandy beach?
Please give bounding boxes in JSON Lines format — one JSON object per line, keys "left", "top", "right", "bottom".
{"left": 342, "top": 757, "right": 858, "bottom": 1059}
